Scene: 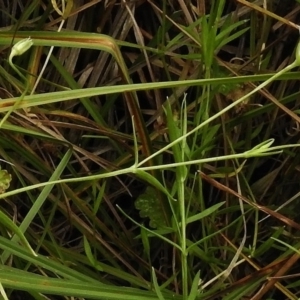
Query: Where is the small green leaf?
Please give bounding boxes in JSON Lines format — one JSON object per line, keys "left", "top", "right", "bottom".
{"left": 134, "top": 169, "right": 175, "bottom": 200}
{"left": 83, "top": 235, "right": 103, "bottom": 272}
{"left": 141, "top": 227, "right": 150, "bottom": 261}
{"left": 186, "top": 202, "right": 225, "bottom": 225}
{"left": 0, "top": 210, "right": 36, "bottom": 256}
{"left": 188, "top": 271, "right": 201, "bottom": 300}
{"left": 135, "top": 186, "right": 167, "bottom": 228}
{"left": 151, "top": 267, "right": 166, "bottom": 300}
{"left": 0, "top": 170, "right": 11, "bottom": 194}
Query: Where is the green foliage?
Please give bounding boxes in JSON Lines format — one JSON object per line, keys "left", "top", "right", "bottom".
{"left": 0, "top": 169, "right": 11, "bottom": 194}
{"left": 135, "top": 186, "right": 167, "bottom": 229}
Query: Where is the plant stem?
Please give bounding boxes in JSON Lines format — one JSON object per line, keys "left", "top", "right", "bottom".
{"left": 138, "top": 60, "right": 299, "bottom": 168}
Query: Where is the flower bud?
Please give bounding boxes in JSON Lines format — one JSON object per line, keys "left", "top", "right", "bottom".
{"left": 10, "top": 37, "right": 33, "bottom": 60}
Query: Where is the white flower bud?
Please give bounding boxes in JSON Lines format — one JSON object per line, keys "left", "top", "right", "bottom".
{"left": 10, "top": 37, "right": 33, "bottom": 59}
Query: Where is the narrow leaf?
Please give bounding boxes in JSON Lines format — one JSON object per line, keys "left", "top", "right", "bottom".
{"left": 186, "top": 202, "right": 225, "bottom": 225}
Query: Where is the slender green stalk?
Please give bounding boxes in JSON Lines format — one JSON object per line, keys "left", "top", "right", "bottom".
{"left": 138, "top": 58, "right": 300, "bottom": 167}
{"left": 0, "top": 38, "right": 33, "bottom": 127}
{"left": 179, "top": 99, "right": 188, "bottom": 298}
{"left": 0, "top": 139, "right": 296, "bottom": 200}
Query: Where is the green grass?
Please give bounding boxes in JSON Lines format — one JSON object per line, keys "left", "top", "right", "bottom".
{"left": 0, "top": 0, "right": 300, "bottom": 299}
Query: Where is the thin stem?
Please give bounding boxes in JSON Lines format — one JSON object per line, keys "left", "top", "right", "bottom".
{"left": 0, "top": 54, "right": 30, "bottom": 127}
{"left": 179, "top": 177, "right": 188, "bottom": 298}
{"left": 138, "top": 61, "right": 298, "bottom": 168}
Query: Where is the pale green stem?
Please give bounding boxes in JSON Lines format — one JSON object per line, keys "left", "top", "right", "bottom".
{"left": 0, "top": 56, "right": 29, "bottom": 128}
{"left": 138, "top": 60, "right": 299, "bottom": 168}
